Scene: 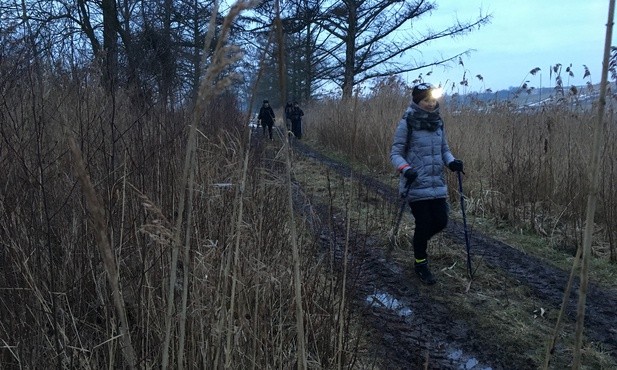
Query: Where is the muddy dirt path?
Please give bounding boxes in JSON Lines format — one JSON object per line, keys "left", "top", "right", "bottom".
{"left": 289, "top": 140, "right": 617, "bottom": 369}
{"left": 305, "top": 200, "right": 506, "bottom": 369}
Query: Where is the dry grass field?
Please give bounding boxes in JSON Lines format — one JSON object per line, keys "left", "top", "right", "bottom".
{"left": 1, "top": 43, "right": 616, "bottom": 369}
{"left": 306, "top": 80, "right": 617, "bottom": 268}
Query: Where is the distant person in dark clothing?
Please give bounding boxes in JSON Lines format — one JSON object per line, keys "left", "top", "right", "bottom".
{"left": 284, "top": 102, "right": 293, "bottom": 131}
{"left": 289, "top": 101, "right": 304, "bottom": 139}
{"left": 258, "top": 100, "right": 275, "bottom": 140}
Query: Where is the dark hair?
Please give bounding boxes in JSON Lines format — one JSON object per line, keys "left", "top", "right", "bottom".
{"left": 412, "top": 83, "right": 435, "bottom": 104}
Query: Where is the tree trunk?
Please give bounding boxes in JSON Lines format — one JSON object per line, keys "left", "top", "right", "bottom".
{"left": 342, "top": 2, "right": 356, "bottom": 99}
{"left": 304, "top": 13, "right": 312, "bottom": 101}
{"left": 101, "top": 0, "right": 119, "bottom": 94}
{"left": 161, "top": 0, "right": 175, "bottom": 109}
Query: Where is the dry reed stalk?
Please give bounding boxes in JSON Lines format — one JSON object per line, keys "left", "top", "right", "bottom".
{"left": 129, "top": 182, "right": 173, "bottom": 366}
{"left": 336, "top": 174, "right": 352, "bottom": 369}
{"left": 62, "top": 293, "right": 91, "bottom": 369}
{"left": 225, "top": 133, "right": 252, "bottom": 368}
{"left": 67, "top": 136, "right": 137, "bottom": 369}
{"left": 11, "top": 239, "right": 72, "bottom": 366}
{"left": 142, "top": 252, "right": 154, "bottom": 367}
{"left": 278, "top": 282, "right": 284, "bottom": 367}
{"left": 117, "top": 150, "right": 128, "bottom": 259}
{"left": 211, "top": 144, "right": 244, "bottom": 366}
{"left": 572, "top": 1, "right": 614, "bottom": 368}
{"left": 284, "top": 124, "right": 308, "bottom": 370}
{"left": 132, "top": 184, "right": 173, "bottom": 244}
{"left": 0, "top": 338, "right": 20, "bottom": 366}
{"left": 542, "top": 246, "right": 582, "bottom": 369}
{"left": 274, "top": 0, "right": 307, "bottom": 367}
{"left": 161, "top": 2, "right": 260, "bottom": 368}
{"left": 215, "top": 235, "right": 230, "bottom": 368}
{"left": 250, "top": 286, "right": 259, "bottom": 370}
{"left": 160, "top": 0, "right": 218, "bottom": 362}
{"left": 83, "top": 254, "right": 116, "bottom": 368}
{"left": 178, "top": 155, "right": 196, "bottom": 370}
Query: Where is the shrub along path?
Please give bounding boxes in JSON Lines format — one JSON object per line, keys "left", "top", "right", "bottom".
{"left": 288, "top": 139, "right": 617, "bottom": 369}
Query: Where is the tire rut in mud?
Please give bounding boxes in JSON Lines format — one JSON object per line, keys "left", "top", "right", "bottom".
{"left": 445, "top": 221, "right": 617, "bottom": 357}
{"left": 290, "top": 140, "right": 617, "bottom": 364}
{"left": 294, "top": 184, "right": 506, "bottom": 367}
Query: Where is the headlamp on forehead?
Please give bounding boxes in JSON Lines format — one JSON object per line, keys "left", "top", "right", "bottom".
{"left": 412, "top": 83, "right": 443, "bottom": 104}
{"left": 430, "top": 87, "right": 444, "bottom": 100}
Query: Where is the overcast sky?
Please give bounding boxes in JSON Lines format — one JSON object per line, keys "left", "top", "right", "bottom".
{"left": 400, "top": 0, "right": 612, "bottom": 93}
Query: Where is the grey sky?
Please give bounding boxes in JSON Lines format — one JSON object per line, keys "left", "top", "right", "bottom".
{"left": 403, "top": 0, "right": 612, "bottom": 92}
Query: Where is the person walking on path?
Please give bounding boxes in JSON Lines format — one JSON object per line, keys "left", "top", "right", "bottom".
{"left": 284, "top": 102, "right": 293, "bottom": 131}
{"left": 288, "top": 101, "right": 304, "bottom": 139}
{"left": 258, "top": 100, "right": 276, "bottom": 140}
{"left": 389, "top": 83, "right": 464, "bottom": 285}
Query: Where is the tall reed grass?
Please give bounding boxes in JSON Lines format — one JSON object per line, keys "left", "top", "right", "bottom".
{"left": 0, "top": 48, "right": 361, "bottom": 370}
{"left": 308, "top": 81, "right": 410, "bottom": 174}
{"left": 308, "top": 81, "right": 617, "bottom": 262}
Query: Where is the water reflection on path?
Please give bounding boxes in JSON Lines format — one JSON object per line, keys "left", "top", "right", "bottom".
{"left": 365, "top": 291, "right": 493, "bottom": 370}
{"left": 365, "top": 291, "right": 413, "bottom": 317}
{"left": 447, "top": 348, "right": 493, "bottom": 370}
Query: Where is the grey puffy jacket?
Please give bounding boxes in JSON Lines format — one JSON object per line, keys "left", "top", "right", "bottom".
{"left": 390, "top": 102, "right": 455, "bottom": 202}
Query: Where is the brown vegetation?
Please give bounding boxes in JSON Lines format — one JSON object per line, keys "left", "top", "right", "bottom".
{"left": 1, "top": 0, "right": 615, "bottom": 366}
{"left": 0, "top": 49, "right": 359, "bottom": 370}
{"left": 307, "top": 80, "right": 617, "bottom": 265}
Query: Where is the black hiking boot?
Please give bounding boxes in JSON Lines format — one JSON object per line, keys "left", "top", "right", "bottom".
{"left": 414, "top": 260, "right": 436, "bottom": 285}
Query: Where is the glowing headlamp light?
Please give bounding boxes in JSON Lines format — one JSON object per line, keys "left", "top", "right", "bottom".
{"left": 430, "top": 87, "right": 444, "bottom": 100}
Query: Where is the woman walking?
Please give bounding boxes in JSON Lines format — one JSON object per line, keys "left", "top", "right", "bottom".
{"left": 288, "top": 101, "right": 304, "bottom": 139}
{"left": 258, "top": 100, "right": 276, "bottom": 140}
{"left": 390, "top": 83, "right": 464, "bottom": 285}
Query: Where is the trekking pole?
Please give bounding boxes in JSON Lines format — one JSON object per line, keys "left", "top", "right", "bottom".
{"left": 390, "top": 183, "right": 412, "bottom": 248}
{"left": 457, "top": 171, "right": 473, "bottom": 278}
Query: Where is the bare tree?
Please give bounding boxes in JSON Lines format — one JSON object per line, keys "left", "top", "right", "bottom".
{"left": 317, "top": 0, "right": 491, "bottom": 98}
{"left": 281, "top": 0, "right": 329, "bottom": 101}
{"left": 242, "top": 0, "right": 489, "bottom": 99}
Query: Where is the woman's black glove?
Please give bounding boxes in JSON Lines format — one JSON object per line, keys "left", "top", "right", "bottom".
{"left": 403, "top": 168, "right": 418, "bottom": 186}
{"left": 448, "top": 159, "right": 464, "bottom": 173}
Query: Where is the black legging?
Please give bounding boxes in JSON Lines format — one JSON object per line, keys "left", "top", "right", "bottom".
{"left": 262, "top": 122, "right": 273, "bottom": 139}
{"left": 291, "top": 120, "right": 302, "bottom": 139}
{"left": 409, "top": 198, "right": 448, "bottom": 261}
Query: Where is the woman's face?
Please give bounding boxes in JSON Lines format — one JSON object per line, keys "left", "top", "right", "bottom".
{"left": 418, "top": 97, "right": 437, "bottom": 111}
